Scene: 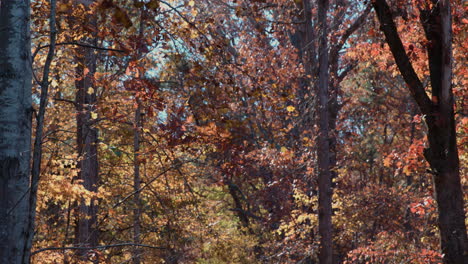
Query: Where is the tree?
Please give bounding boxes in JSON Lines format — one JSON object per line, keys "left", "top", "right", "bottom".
{"left": 316, "top": 0, "right": 333, "bottom": 262}
{"left": 73, "top": 2, "right": 100, "bottom": 255}
{"left": 372, "top": 0, "right": 467, "bottom": 262}
{"left": 28, "top": 0, "right": 57, "bottom": 260}
{"left": 21, "top": 0, "right": 468, "bottom": 262}
{"left": 0, "top": 0, "right": 33, "bottom": 262}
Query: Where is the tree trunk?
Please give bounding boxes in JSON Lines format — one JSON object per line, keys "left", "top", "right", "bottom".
{"left": 292, "top": 0, "right": 317, "bottom": 112}
{"left": 372, "top": 0, "right": 467, "bottom": 262}
{"left": 74, "top": 38, "right": 99, "bottom": 257}
{"left": 316, "top": 0, "right": 333, "bottom": 262}
{"left": 133, "top": 100, "right": 142, "bottom": 264}
{"left": 423, "top": 1, "right": 467, "bottom": 262}
{"left": 27, "top": 0, "right": 57, "bottom": 260}
{"left": 0, "top": 0, "right": 33, "bottom": 263}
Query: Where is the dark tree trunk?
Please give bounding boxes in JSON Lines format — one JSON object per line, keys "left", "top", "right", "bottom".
{"left": 292, "top": 2, "right": 367, "bottom": 263}
{"left": 316, "top": 0, "right": 333, "bottom": 262}
{"left": 0, "top": 0, "right": 33, "bottom": 263}
{"left": 133, "top": 100, "right": 142, "bottom": 264}
{"left": 27, "top": 0, "right": 57, "bottom": 261}
{"left": 372, "top": 0, "right": 467, "bottom": 262}
{"left": 292, "top": 0, "right": 317, "bottom": 120}
{"left": 225, "top": 177, "right": 251, "bottom": 230}
{"left": 74, "top": 39, "right": 99, "bottom": 256}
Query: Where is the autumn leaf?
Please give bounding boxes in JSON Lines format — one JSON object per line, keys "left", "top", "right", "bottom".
{"left": 145, "top": 0, "right": 160, "bottom": 9}
{"left": 286, "top": 106, "right": 295, "bottom": 112}
{"left": 57, "top": 3, "right": 70, "bottom": 13}
{"left": 113, "top": 7, "right": 133, "bottom": 28}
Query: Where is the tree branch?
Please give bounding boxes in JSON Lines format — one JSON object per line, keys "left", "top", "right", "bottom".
{"left": 32, "top": 42, "right": 125, "bottom": 62}
{"left": 337, "top": 62, "right": 356, "bottom": 83}
{"left": 329, "top": 4, "right": 371, "bottom": 75}
{"left": 372, "top": 0, "right": 432, "bottom": 115}
{"left": 31, "top": 243, "right": 166, "bottom": 255}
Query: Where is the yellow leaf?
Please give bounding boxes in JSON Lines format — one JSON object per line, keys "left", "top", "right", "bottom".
{"left": 286, "top": 106, "right": 295, "bottom": 112}
{"left": 87, "top": 87, "right": 94, "bottom": 95}
{"left": 51, "top": 79, "right": 58, "bottom": 88}
{"left": 190, "top": 30, "right": 199, "bottom": 39}
{"left": 281, "top": 146, "right": 287, "bottom": 153}
{"left": 91, "top": 112, "right": 98, "bottom": 119}
{"left": 188, "top": 0, "right": 195, "bottom": 6}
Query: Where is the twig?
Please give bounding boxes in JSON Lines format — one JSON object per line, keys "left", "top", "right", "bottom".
{"left": 32, "top": 42, "right": 125, "bottom": 61}
{"left": 31, "top": 243, "right": 166, "bottom": 255}
{"left": 159, "top": 0, "right": 210, "bottom": 42}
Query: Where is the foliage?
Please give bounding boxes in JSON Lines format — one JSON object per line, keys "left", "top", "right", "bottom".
{"left": 24, "top": 0, "right": 467, "bottom": 263}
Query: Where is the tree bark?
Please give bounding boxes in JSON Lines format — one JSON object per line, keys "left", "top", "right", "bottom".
{"left": 316, "top": 0, "right": 333, "bottom": 262}
{"left": 0, "top": 0, "right": 33, "bottom": 263}
{"left": 372, "top": 0, "right": 467, "bottom": 262}
{"left": 74, "top": 25, "right": 99, "bottom": 258}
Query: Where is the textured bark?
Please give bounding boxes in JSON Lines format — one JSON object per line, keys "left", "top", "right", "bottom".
{"left": 74, "top": 34, "right": 99, "bottom": 257}
{"left": 316, "top": 0, "right": 333, "bottom": 262}
{"left": 372, "top": 0, "right": 467, "bottom": 262}
{"left": 0, "top": 0, "right": 33, "bottom": 263}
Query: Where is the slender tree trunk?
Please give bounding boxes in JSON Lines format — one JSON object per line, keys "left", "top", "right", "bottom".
{"left": 316, "top": 0, "right": 332, "bottom": 262}
{"left": 74, "top": 33, "right": 99, "bottom": 258}
{"left": 372, "top": 0, "right": 467, "bottom": 262}
{"left": 27, "top": 0, "right": 57, "bottom": 260}
{"left": 133, "top": 100, "right": 142, "bottom": 264}
{"left": 0, "top": 0, "right": 33, "bottom": 263}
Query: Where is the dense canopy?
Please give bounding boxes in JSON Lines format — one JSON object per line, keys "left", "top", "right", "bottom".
{"left": 0, "top": 0, "right": 466, "bottom": 263}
